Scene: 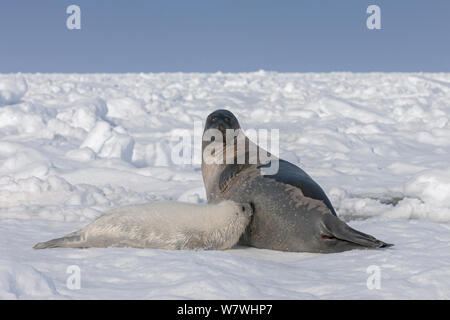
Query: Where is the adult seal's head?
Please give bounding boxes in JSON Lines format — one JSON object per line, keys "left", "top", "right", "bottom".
{"left": 202, "top": 109, "right": 243, "bottom": 157}
{"left": 204, "top": 109, "right": 241, "bottom": 134}
{"left": 201, "top": 109, "right": 393, "bottom": 253}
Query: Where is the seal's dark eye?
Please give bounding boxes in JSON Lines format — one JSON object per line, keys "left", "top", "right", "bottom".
{"left": 241, "top": 206, "right": 246, "bottom": 212}
{"left": 210, "top": 116, "right": 217, "bottom": 122}
{"left": 224, "top": 117, "right": 230, "bottom": 123}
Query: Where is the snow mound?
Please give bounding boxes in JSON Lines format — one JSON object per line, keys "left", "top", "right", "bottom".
{"left": 405, "top": 169, "right": 450, "bottom": 208}
{"left": 107, "top": 97, "right": 147, "bottom": 120}
{"left": 56, "top": 98, "right": 108, "bottom": 132}
{"left": 0, "top": 75, "right": 28, "bottom": 106}
{"left": 80, "top": 121, "right": 135, "bottom": 163}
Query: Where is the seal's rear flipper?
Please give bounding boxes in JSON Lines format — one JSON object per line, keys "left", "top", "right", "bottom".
{"left": 321, "top": 214, "right": 393, "bottom": 249}
{"left": 33, "top": 234, "right": 84, "bottom": 249}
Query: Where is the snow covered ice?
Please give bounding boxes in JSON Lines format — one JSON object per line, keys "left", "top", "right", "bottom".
{"left": 0, "top": 72, "right": 449, "bottom": 299}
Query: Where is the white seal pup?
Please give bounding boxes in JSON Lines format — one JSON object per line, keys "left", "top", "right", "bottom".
{"left": 33, "top": 200, "right": 252, "bottom": 250}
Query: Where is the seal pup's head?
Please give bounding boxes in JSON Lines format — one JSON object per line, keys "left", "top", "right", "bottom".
{"left": 227, "top": 201, "right": 253, "bottom": 221}
{"left": 211, "top": 201, "right": 253, "bottom": 249}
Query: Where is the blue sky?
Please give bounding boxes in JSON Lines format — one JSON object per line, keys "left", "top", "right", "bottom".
{"left": 1, "top": 0, "right": 449, "bottom": 73}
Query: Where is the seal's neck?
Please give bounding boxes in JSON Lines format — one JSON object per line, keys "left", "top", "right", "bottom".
{"left": 201, "top": 140, "right": 228, "bottom": 201}
{"left": 201, "top": 130, "right": 259, "bottom": 201}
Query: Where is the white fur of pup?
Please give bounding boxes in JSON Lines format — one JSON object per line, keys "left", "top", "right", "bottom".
{"left": 33, "top": 200, "right": 253, "bottom": 250}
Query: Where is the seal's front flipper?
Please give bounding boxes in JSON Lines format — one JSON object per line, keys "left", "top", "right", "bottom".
{"left": 33, "top": 234, "right": 84, "bottom": 249}
{"left": 321, "top": 214, "right": 393, "bottom": 250}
